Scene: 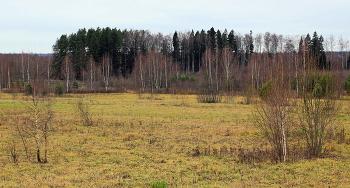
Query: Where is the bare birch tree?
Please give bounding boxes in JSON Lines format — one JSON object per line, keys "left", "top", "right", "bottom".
{"left": 221, "top": 47, "right": 237, "bottom": 92}
{"left": 16, "top": 82, "right": 53, "bottom": 163}
{"left": 338, "top": 36, "right": 346, "bottom": 69}
{"left": 44, "top": 55, "right": 52, "bottom": 91}
{"left": 254, "top": 72, "right": 293, "bottom": 162}
{"left": 61, "top": 56, "right": 72, "bottom": 93}
{"left": 87, "top": 56, "right": 97, "bottom": 91}
{"left": 100, "top": 54, "right": 112, "bottom": 92}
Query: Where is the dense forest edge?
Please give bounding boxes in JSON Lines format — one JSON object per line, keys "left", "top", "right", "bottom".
{"left": 1, "top": 27, "right": 350, "bottom": 95}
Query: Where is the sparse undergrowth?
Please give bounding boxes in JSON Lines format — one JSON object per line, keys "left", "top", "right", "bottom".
{"left": 0, "top": 93, "right": 349, "bottom": 187}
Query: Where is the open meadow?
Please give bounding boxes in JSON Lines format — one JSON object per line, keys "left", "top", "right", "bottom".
{"left": 0, "top": 93, "right": 350, "bottom": 187}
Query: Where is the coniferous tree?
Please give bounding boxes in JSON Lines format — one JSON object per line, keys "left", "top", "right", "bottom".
{"left": 189, "top": 30, "right": 195, "bottom": 72}
{"left": 73, "top": 28, "right": 87, "bottom": 79}
{"left": 68, "top": 32, "right": 81, "bottom": 79}
{"left": 308, "top": 32, "right": 328, "bottom": 70}
{"left": 111, "top": 28, "right": 122, "bottom": 75}
{"left": 88, "top": 28, "right": 101, "bottom": 64}
{"left": 100, "top": 27, "right": 112, "bottom": 56}
{"left": 228, "top": 30, "right": 237, "bottom": 54}
{"left": 244, "top": 30, "right": 254, "bottom": 66}
{"left": 172, "top": 31, "right": 180, "bottom": 63}
{"left": 249, "top": 30, "right": 254, "bottom": 55}
{"left": 193, "top": 31, "right": 201, "bottom": 72}
{"left": 222, "top": 29, "right": 228, "bottom": 48}
{"left": 52, "top": 34, "right": 69, "bottom": 78}
{"left": 216, "top": 29, "right": 223, "bottom": 51}
{"left": 298, "top": 37, "right": 304, "bottom": 54}
{"left": 208, "top": 27, "right": 216, "bottom": 51}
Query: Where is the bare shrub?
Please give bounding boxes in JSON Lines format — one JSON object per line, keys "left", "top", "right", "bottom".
{"left": 254, "top": 81, "right": 293, "bottom": 162}
{"left": 75, "top": 98, "right": 97, "bottom": 126}
{"left": 197, "top": 93, "right": 222, "bottom": 103}
{"left": 298, "top": 92, "right": 339, "bottom": 158}
{"left": 8, "top": 140, "right": 19, "bottom": 164}
{"left": 16, "top": 87, "right": 53, "bottom": 163}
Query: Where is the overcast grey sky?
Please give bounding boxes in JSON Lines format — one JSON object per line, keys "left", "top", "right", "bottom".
{"left": 1, "top": 0, "right": 349, "bottom": 53}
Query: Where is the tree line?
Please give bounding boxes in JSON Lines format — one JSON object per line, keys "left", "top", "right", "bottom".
{"left": 1, "top": 28, "right": 350, "bottom": 94}
{"left": 51, "top": 27, "right": 253, "bottom": 80}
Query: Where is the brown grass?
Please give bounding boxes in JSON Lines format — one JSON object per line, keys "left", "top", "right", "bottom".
{"left": 0, "top": 93, "right": 349, "bottom": 187}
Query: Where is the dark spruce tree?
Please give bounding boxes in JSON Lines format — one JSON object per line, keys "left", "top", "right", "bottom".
{"left": 308, "top": 32, "right": 329, "bottom": 70}
{"left": 172, "top": 31, "right": 180, "bottom": 64}
{"left": 193, "top": 31, "right": 202, "bottom": 72}
{"left": 111, "top": 28, "right": 123, "bottom": 76}
{"left": 228, "top": 30, "right": 237, "bottom": 54}
{"left": 52, "top": 34, "right": 69, "bottom": 79}
{"left": 189, "top": 30, "right": 195, "bottom": 72}
{"left": 88, "top": 27, "right": 102, "bottom": 64}
{"left": 216, "top": 29, "right": 223, "bottom": 51}
{"left": 208, "top": 27, "right": 216, "bottom": 51}
{"left": 245, "top": 30, "right": 254, "bottom": 66}
{"left": 222, "top": 29, "right": 228, "bottom": 48}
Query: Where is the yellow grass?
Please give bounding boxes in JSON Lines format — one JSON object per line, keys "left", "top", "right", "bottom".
{"left": 0, "top": 93, "right": 349, "bottom": 187}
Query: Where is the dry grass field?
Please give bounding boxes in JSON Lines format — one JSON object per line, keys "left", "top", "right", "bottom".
{"left": 0, "top": 93, "right": 350, "bottom": 187}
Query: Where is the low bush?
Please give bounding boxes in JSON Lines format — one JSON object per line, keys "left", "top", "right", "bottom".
{"left": 55, "top": 83, "right": 63, "bottom": 95}
{"left": 259, "top": 81, "right": 272, "bottom": 100}
{"left": 24, "top": 83, "right": 33, "bottom": 95}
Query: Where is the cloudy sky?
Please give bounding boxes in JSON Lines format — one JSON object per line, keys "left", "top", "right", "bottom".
{"left": 1, "top": 0, "right": 349, "bottom": 53}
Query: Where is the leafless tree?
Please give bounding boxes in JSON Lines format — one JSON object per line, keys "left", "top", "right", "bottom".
{"left": 21, "top": 52, "right": 25, "bottom": 87}
{"left": 7, "top": 61, "right": 11, "bottom": 89}
{"left": 43, "top": 55, "right": 52, "bottom": 91}
{"left": 100, "top": 54, "right": 113, "bottom": 92}
{"left": 221, "top": 47, "right": 237, "bottom": 86}
{"left": 338, "top": 36, "right": 346, "bottom": 69}
{"left": 255, "top": 80, "right": 293, "bottom": 162}
{"left": 202, "top": 49, "right": 215, "bottom": 90}
{"left": 324, "top": 35, "right": 335, "bottom": 63}
{"left": 61, "top": 56, "right": 72, "bottom": 93}
{"left": 135, "top": 53, "right": 146, "bottom": 92}
{"left": 264, "top": 32, "right": 271, "bottom": 53}
{"left": 16, "top": 82, "right": 53, "bottom": 163}
{"left": 26, "top": 53, "right": 32, "bottom": 83}
{"left": 270, "top": 34, "right": 279, "bottom": 55}
{"left": 86, "top": 56, "right": 97, "bottom": 91}
{"left": 278, "top": 34, "right": 284, "bottom": 53}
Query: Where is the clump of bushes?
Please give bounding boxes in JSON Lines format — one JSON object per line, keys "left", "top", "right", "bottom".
{"left": 189, "top": 76, "right": 197, "bottom": 82}
{"left": 73, "top": 80, "right": 79, "bottom": 89}
{"left": 24, "top": 83, "right": 33, "bottom": 95}
{"left": 171, "top": 74, "right": 197, "bottom": 82}
{"left": 293, "top": 73, "right": 337, "bottom": 98}
{"left": 55, "top": 83, "right": 63, "bottom": 95}
{"left": 259, "top": 81, "right": 272, "bottom": 100}
{"left": 312, "top": 74, "right": 336, "bottom": 98}
{"left": 179, "top": 74, "right": 188, "bottom": 81}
